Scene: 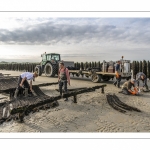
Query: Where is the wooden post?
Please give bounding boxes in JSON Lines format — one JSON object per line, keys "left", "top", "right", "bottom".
{"left": 73, "top": 94, "right": 77, "bottom": 103}
{"left": 18, "top": 112, "right": 25, "bottom": 123}
{"left": 101, "top": 87, "right": 104, "bottom": 93}
{"left": 9, "top": 90, "right": 14, "bottom": 100}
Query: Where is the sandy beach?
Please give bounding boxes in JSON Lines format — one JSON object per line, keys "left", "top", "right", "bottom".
{"left": 0, "top": 70, "right": 150, "bottom": 132}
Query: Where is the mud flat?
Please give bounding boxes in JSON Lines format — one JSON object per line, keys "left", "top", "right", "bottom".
{"left": 0, "top": 70, "right": 150, "bottom": 132}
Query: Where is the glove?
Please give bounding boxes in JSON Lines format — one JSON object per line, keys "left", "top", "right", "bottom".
{"left": 134, "top": 87, "right": 138, "bottom": 93}
{"left": 130, "top": 91, "right": 136, "bottom": 95}
{"left": 116, "top": 72, "right": 119, "bottom": 78}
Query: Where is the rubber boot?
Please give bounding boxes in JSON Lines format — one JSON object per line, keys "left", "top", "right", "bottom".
{"left": 64, "top": 95, "right": 68, "bottom": 101}
{"left": 117, "top": 82, "right": 121, "bottom": 88}
{"left": 145, "top": 85, "right": 149, "bottom": 90}
{"left": 113, "top": 81, "right": 117, "bottom": 86}
{"left": 14, "top": 88, "right": 19, "bottom": 98}
{"left": 64, "top": 92, "right": 68, "bottom": 101}
{"left": 25, "top": 88, "right": 28, "bottom": 97}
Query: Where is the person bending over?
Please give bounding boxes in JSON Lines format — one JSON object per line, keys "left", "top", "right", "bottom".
{"left": 120, "top": 79, "right": 138, "bottom": 95}
{"left": 136, "top": 72, "right": 149, "bottom": 90}
{"left": 14, "top": 72, "right": 38, "bottom": 98}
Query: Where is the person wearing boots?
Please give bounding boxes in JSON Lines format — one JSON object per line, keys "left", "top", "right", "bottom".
{"left": 58, "top": 62, "right": 70, "bottom": 101}
{"left": 113, "top": 61, "right": 121, "bottom": 88}
{"left": 120, "top": 79, "right": 139, "bottom": 95}
{"left": 14, "top": 72, "right": 38, "bottom": 98}
{"left": 136, "top": 72, "right": 149, "bottom": 90}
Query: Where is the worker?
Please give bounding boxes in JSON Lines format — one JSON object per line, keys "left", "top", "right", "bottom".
{"left": 113, "top": 61, "right": 121, "bottom": 88}
{"left": 14, "top": 72, "right": 38, "bottom": 98}
{"left": 136, "top": 72, "right": 149, "bottom": 90}
{"left": 120, "top": 79, "right": 139, "bottom": 95}
{"left": 58, "top": 62, "right": 70, "bottom": 101}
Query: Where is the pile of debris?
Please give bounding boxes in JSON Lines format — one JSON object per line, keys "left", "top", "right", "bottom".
{"left": 0, "top": 76, "right": 106, "bottom": 124}
{"left": 106, "top": 94, "right": 141, "bottom": 113}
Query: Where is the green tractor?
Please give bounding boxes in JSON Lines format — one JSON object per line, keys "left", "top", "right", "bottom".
{"left": 35, "top": 52, "right": 74, "bottom": 77}
{"left": 35, "top": 53, "right": 60, "bottom": 77}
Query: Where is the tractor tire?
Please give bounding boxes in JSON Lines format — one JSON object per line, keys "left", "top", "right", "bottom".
{"left": 35, "top": 65, "right": 42, "bottom": 76}
{"left": 102, "top": 76, "right": 111, "bottom": 81}
{"left": 91, "top": 74, "right": 101, "bottom": 83}
{"left": 45, "top": 63, "right": 57, "bottom": 77}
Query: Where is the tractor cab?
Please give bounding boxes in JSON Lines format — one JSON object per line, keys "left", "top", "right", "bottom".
{"left": 41, "top": 52, "right": 61, "bottom": 66}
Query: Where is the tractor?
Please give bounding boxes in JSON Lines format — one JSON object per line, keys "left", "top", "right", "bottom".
{"left": 35, "top": 52, "right": 74, "bottom": 77}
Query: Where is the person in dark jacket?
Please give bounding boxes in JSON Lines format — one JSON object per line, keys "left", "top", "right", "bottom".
{"left": 58, "top": 62, "right": 70, "bottom": 101}
{"left": 113, "top": 61, "right": 121, "bottom": 88}
{"left": 136, "top": 72, "right": 149, "bottom": 90}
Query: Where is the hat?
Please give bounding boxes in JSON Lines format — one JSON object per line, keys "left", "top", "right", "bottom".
{"left": 131, "top": 78, "right": 136, "bottom": 83}
{"left": 34, "top": 71, "right": 39, "bottom": 77}
{"left": 59, "top": 62, "right": 64, "bottom": 66}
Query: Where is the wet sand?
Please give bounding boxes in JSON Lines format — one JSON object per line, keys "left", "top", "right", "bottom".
{"left": 0, "top": 70, "right": 150, "bottom": 132}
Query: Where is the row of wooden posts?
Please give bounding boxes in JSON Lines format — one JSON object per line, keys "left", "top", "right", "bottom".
{"left": 0, "top": 60, "right": 150, "bottom": 78}
{"left": 0, "top": 62, "right": 102, "bottom": 72}
{"left": 0, "top": 63, "right": 39, "bottom": 73}
{"left": 132, "top": 60, "right": 150, "bottom": 79}
{"left": 74, "top": 61, "right": 150, "bottom": 79}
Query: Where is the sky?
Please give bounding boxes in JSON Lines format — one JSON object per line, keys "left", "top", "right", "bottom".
{"left": 0, "top": 17, "right": 150, "bottom": 62}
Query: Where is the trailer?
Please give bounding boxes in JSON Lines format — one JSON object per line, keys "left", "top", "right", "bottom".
{"left": 67, "top": 57, "right": 132, "bottom": 83}
{"left": 35, "top": 53, "right": 132, "bottom": 83}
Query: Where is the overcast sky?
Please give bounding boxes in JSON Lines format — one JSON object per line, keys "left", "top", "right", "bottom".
{"left": 0, "top": 18, "right": 150, "bottom": 62}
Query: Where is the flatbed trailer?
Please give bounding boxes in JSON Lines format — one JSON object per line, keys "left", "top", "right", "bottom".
{"left": 69, "top": 70, "right": 116, "bottom": 75}
{"left": 68, "top": 68, "right": 132, "bottom": 83}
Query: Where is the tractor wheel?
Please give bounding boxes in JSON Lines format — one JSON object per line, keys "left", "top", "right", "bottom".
{"left": 91, "top": 74, "right": 101, "bottom": 83}
{"left": 102, "top": 76, "right": 111, "bottom": 81}
{"left": 35, "top": 65, "right": 42, "bottom": 76}
{"left": 45, "top": 63, "right": 57, "bottom": 77}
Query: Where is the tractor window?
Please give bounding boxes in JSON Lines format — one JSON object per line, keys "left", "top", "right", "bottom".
{"left": 47, "top": 55, "right": 51, "bottom": 61}
{"left": 51, "top": 55, "right": 60, "bottom": 61}
{"left": 42, "top": 55, "right": 46, "bottom": 61}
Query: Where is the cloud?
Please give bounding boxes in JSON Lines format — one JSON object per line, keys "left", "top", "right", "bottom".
{"left": 0, "top": 18, "right": 150, "bottom": 62}
{"left": 0, "top": 18, "right": 150, "bottom": 49}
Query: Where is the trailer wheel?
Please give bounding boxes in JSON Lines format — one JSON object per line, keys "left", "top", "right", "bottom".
{"left": 45, "top": 63, "right": 57, "bottom": 77}
{"left": 35, "top": 65, "right": 42, "bottom": 76}
{"left": 91, "top": 74, "right": 101, "bottom": 83}
{"left": 102, "top": 76, "right": 110, "bottom": 81}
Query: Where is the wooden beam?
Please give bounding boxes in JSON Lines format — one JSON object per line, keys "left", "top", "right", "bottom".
{"left": 9, "top": 84, "right": 106, "bottom": 115}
